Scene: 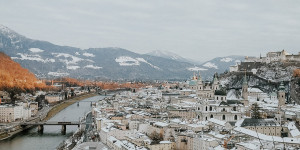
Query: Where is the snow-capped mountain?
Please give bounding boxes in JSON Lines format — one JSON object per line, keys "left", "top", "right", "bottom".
{"left": 0, "top": 25, "right": 245, "bottom": 80}
{"left": 199, "top": 56, "right": 245, "bottom": 80}
{"left": 146, "top": 50, "right": 202, "bottom": 65}
{"left": 0, "top": 25, "right": 204, "bottom": 80}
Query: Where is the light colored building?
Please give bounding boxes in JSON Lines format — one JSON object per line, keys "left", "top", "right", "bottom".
{"left": 240, "top": 118, "right": 288, "bottom": 137}
{"left": 196, "top": 99, "right": 244, "bottom": 122}
{"left": 169, "top": 109, "right": 196, "bottom": 119}
{"left": 193, "top": 135, "right": 219, "bottom": 150}
{"left": 147, "top": 141, "right": 174, "bottom": 150}
{"left": 0, "top": 104, "right": 31, "bottom": 122}
{"left": 45, "top": 93, "right": 64, "bottom": 103}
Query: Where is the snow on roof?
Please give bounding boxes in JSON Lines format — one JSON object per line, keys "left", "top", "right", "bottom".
{"left": 181, "top": 89, "right": 192, "bottom": 92}
{"left": 285, "top": 111, "right": 296, "bottom": 116}
{"left": 170, "top": 118, "right": 181, "bottom": 123}
{"left": 154, "top": 122, "right": 169, "bottom": 127}
{"left": 288, "top": 122, "right": 300, "bottom": 137}
{"left": 208, "top": 131, "right": 226, "bottom": 139}
{"left": 236, "top": 141, "right": 260, "bottom": 149}
{"left": 208, "top": 118, "right": 226, "bottom": 126}
{"left": 159, "top": 141, "right": 172, "bottom": 144}
{"left": 234, "top": 127, "right": 300, "bottom": 144}
{"left": 188, "top": 124, "right": 206, "bottom": 128}
{"left": 235, "top": 118, "right": 245, "bottom": 127}
{"left": 248, "top": 87, "right": 263, "bottom": 93}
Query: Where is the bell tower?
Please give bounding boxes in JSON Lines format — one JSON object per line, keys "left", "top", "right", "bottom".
{"left": 197, "top": 72, "right": 203, "bottom": 91}
{"left": 278, "top": 82, "right": 286, "bottom": 107}
{"left": 242, "top": 73, "right": 248, "bottom": 100}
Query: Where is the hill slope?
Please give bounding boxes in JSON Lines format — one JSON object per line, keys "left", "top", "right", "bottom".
{"left": 0, "top": 52, "right": 45, "bottom": 90}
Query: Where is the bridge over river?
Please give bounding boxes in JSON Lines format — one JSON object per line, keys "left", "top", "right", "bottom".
{"left": 0, "top": 95, "right": 107, "bottom": 150}
{"left": 20, "top": 121, "right": 80, "bottom": 134}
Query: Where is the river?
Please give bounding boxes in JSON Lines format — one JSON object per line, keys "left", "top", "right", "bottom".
{"left": 0, "top": 95, "right": 106, "bottom": 150}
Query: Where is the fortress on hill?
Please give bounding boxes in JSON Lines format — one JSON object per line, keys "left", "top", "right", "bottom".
{"left": 245, "top": 50, "right": 300, "bottom": 63}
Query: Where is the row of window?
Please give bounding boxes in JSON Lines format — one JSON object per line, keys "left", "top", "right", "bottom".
{"left": 201, "top": 106, "right": 237, "bottom": 111}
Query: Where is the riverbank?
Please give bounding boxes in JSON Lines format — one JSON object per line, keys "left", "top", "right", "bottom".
{"left": 0, "top": 92, "right": 98, "bottom": 141}
{"left": 43, "top": 92, "right": 98, "bottom": 121}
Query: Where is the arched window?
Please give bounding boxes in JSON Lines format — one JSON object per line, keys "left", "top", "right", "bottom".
{"left": 223, "top": 108, "right": 226, "bottom": 112}
{"left": 209, "top": 106, "right": 212, "bottom": 111}
{"left": 197, "top": 107, "right": 200, "bottom": 110}
{"left": 217, "top": 97, "right": 219, "bottom": 100}
{"left": 205, "top": 117, "right": 208, "bottom": 120}
{"left": 198, "top": 115, "right": 200, "bottom": 119}
{"left": 205, "top": 106, "right": 208, "bottom": 111}
{"left": 234, "top": 115, "right": 237, "bottom": 120}
{"left": 210, "top": 115, "right": 213, "bottom": 118}
{"left": 222, "top": 115, "right": 226, "bottom": 120}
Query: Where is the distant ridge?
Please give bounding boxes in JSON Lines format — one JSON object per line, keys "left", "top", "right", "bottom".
{"left": 0, "top": 25, "right": 245, "bottom": 80}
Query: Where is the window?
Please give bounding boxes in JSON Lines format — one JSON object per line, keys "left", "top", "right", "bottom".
{"left": 233, "top": 106, "right": 236, "bottom": 111}
{"left": 205, "top": 117, "right": 207, "bottom": 120}
{"left": 209, "top": 106, "right": 212, "bottom": 111}
{"left": 234, "top": 115, "right": 237, "bottom": 120}
{"left": 222, "top": 115, "right": 225, "bottom": 120}
{"left": 205, "top": 106, "right": 208, "bottom": 111}
{"left": 210, "top": 115, "right": 213, "bottom": 118}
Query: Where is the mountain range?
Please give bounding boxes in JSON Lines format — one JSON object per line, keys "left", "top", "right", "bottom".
{"left": 0, "top": 25, "right": 244, "bottom": 80}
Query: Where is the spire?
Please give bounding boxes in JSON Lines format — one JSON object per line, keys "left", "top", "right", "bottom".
{"left": 260, "top": 53, "right": 262, "bottom": 59}
{"left": 279, "top": 82, "right": 285, "bottom": 91}
{"left": 198, "top": 72, "right": 202, "bottom": 81}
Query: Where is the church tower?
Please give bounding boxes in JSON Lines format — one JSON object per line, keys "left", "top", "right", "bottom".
{"left": 278, "top": 82, "right": 286, "bottom": 107}
{"left": 197, "top": 72, "right": 203, "bottom": 91}
{"left": 212, "top": 73, "right": 220, "bottom": 91}
{"left": 242, "top": 75, "right": 248, "bottom": 100}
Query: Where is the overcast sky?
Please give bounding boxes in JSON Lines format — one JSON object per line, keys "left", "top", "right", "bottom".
{"left": 1, "top": 0, "right": 300, "bottom": 61}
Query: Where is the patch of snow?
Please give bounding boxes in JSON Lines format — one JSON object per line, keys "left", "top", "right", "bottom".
{"left": 160, "top": 141, "right": 172, "bottom": 144}
{"left": 84, "top": 65, "right": 102, "bottom": 69}
{"left": 187, "top": 66, "right": 207, "bottom": 71}
{"left": 85, "top": 59, "right": 94, "bottom": 63}
{"left": 154, "top": 122, "right": 169, "bottom": 127}
{"left": 203, "top": 62, "right": 218, "bottom": 69}
{"left": 75, "top": 52, "right": 80, "bottom": 55}
{"left": 13, "top": 53, "right": 54, "bottom": 63}
{"left": 48, "top": 72, "right": 69, "bottom": 77}
{"left": 115, "top": 56, "right": 140, "bottom": 66}
{"left": 220, "top": 57, "right": 233, "bottom": 62}
{"left": 82, "top": 52, "right": 95, "bottom": 57}
{"left": 52, "top": 53, "right": 84, "bottom": 65}
{"left": 29, "top": 48, "right": 44, "bottom": 53}
{"left": 136, "top": 58, "right": 161, "bottom": 70}
{"left": 235, "top": 60, "right": 241, "bottom": 63}
{"left": 67, "top": 65, "right": 80, "bottom": 70}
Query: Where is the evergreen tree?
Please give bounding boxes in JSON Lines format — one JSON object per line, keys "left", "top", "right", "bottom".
{"left": 251, "top": 103, "right": 261, "bottom": 119}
